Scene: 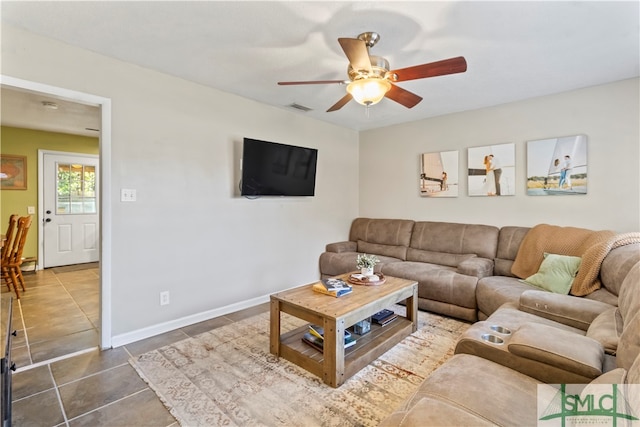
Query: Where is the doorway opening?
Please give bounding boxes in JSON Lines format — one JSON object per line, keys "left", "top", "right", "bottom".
{"left": 1, "top": 76, "right": 112, "bottom": 367}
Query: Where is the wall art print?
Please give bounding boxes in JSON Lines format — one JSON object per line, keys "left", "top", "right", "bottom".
{"left": 420, "top": 150, "right": 458, "bottom": 197}
{"left": 467, "top": 143, "right": 515, "bottom": 196}
{"left": 0, "top": 155, "right": 27, "bottom": 190}
{"left": 526, "top": 134, "right": 587, "bottom": 196}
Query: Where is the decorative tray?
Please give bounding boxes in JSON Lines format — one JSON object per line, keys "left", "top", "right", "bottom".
{"left": 347, "top": 272, "right": 386, "bottom": 286}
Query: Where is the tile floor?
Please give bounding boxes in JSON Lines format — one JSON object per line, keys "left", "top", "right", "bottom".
{"left": 2, "top": 263, "right": 270, "bottom": 426}
{"left": 3, "top": 263, "right": 101, "bottom": 368}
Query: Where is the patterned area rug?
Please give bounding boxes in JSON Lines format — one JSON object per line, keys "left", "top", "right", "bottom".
{"left": 130, "top": 306, "right": 469, "bottom": 426}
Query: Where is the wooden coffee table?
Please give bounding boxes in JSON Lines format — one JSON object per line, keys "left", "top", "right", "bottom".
{"left": 269, "top": 273, "right": 418, "bottom": 387}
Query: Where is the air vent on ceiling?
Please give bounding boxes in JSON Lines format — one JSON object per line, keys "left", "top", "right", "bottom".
{"left": 287, "top": 103, "right": 313, "bottom": 112}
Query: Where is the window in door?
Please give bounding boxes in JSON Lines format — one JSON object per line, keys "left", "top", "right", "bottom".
{"left": 56, "top": 163, "right": 97, "bottom": 214}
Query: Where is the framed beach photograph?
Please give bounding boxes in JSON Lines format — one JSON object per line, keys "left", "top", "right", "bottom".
{"left": 467, "top": 143, "right": 515, "bottom": 196}
{"left": 0, "top": 155, "right": 27, "bottom": 190}
{"left": 526, "top": 134, "right": 587, "bottom": 195}
{"left": 420, "top": 150, "right": 458, "bottom": 197}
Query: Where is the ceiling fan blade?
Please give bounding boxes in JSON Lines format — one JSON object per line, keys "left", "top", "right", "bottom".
{"left": 326, "top": 93, "right": 353, "bottom": 112}
{"left": 338, "top": 38, "right": 372, "bottom": 74}
{"left": 384, "top": 84, "right": 423, "bottom": 109}
{"left": 390, "top": 56, "right": 467, "bottom": 82}
{"left": 278, "top": 80, "right": 346, "bottom": 86}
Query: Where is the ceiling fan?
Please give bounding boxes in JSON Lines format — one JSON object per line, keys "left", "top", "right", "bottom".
{"left": 278, "top": 32, "right": 467, "bottom": 112}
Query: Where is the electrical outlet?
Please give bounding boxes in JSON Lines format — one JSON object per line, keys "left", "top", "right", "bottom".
{"left": 160, "top": 291, "right": 170, "bottom": 306}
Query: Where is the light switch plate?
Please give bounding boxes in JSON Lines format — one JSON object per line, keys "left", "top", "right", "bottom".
{"left": 121, "top": 188, "right": 137, "bottom": 202}
{"left": 27, "top": 206, "right": 36, "bottom": 214}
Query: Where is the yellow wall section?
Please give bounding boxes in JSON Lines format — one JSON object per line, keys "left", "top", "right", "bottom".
{"left": 1, "top": 126, "right": 99, "bottom": 264}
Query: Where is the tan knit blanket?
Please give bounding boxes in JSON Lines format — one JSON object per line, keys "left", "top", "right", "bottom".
{"left": 511, "top": 224, "right": 640, "bottom": 296}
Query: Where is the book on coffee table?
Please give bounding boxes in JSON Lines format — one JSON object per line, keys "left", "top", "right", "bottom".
{"left": 313, "top": 282, "right": 352, "bottom": 297}
{"left": 372, "top": 309, "right": 398, "bottom": 326}
{"left": 321, "top": 278, "right": 351, "bottom": 291}
{"left": 375, "top": 314, "right": 398, "bottom": 326}
{"left": 302, "top": 325, "right": 356, "bottom": 351}
{"left": 302, "top": 332, "right": 356, "bottom": 351}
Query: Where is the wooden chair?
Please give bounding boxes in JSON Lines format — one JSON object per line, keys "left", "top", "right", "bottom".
{"left": 1, "top": 215, "right": 19, "bottom": 292}
{"left": 1, "top": 216, "right": 32, "bottom": 299}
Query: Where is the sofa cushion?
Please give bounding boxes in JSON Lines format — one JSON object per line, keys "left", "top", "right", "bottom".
{"left": 358, "top": 240, "right": 407, "bottom": 260}
{"left": 618, "top": 261, "right": 640, "bottom": 324}
{"left": 349, "top": 218, "right": 414, "bottom": 247}
{"left": 318, "top": 251, "right": 402, "bottom": 277}
{"left": 409, "top": 221, "right": 499, "bottom": 259}
{"left": 494, "top": 226, "right": 530, "bottom": 276}
{"left": 586, "top": 307, "right": 622, "bottom": 354}
{"left": 382, "top": 261, "right": 477, "bottom": 309}
{"left": 325, "top": 241, "right": 357, "bottom": 253}
{"left": 521, "top": 253, "right": 582, "bottom": 294}
{"left": 378, "top": 396, "right": 495, "bottom": 427}
{"left": 616, "top": 262, "right": 640, "bottom": 370}
{"left": 476, "top": 276, "right": 535, "bottom": 318}
{"left": 519, "top": 290, "right": 612, "bottom": 331}
{"left": 627, "top": 353, "right": 640, "bottom": 385}
{"left": 588, "top": 368, "right": 627, "bottom": 385}
{"left": 458, "top": 257, "right": 494, "bottom": 279}
{"left": 406, "top": 247, "right": 475, "bottom": 267}
{"left": 481, "top": 303, "right": 586, "bottom": 335}
{"left": 395, "top": 354, "right": 554, "bottom": 427}
{"left": 508, "top": 323, "right": 604, "bottom": 379}
{"left": 599, "top": 244, "right": 640, "bottom": 297}
{"left": 584, "top": 287, "right": 619, "bottom": 306}
{"left": 618, "top": 311, "right": 640, "bottom": 371}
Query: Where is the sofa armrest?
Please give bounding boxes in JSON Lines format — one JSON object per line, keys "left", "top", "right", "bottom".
{"left": 519, "top": 290, "right": 613, "bottom": 331}
{"left": 325, "top": 241, "right": 357, "bottom": 253}
{"left": 508, "top": 323, "right": 604, "bottom": 379}
{"left": 458, "top": 257, "right": 494, "bottom": 278}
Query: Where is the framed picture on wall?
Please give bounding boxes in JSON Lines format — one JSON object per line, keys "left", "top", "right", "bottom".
{"left": 0, "top": 155, "right": 27, "bottom": 190}
{"left": 419, "top": 150, "right": 458, "bottom": 197}
{"left": 526, "top": 134, "right": 587, "bottom": 195}
{"left": 467, "top": 143, "right": 515, "bottom": 196}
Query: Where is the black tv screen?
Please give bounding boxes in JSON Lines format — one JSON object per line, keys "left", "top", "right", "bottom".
{"left": 241, "top": 138, "right": 318, "bottom": 197}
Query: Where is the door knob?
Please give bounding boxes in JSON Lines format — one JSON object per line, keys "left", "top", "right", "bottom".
{"left": 46, "top": 210, "right": 52, "bottom": 214}
{"left": 45, "top": 218, "right": 52, "bottom": 223}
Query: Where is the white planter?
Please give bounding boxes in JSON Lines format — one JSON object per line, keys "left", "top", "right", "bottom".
{"left": 361, "top": 267, "right": 374, "bottom": 276}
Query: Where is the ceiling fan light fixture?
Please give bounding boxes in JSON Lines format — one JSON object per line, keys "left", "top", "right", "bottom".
{"left": 346, "top": 78, "right": 391, "bottom": 106}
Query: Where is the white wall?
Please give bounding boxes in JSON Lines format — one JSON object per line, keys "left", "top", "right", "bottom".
{"left": 1, "top": 25, "right": 359, "bottom": 341}
{"left": 360, "top": 78, "right": 640, "bottom": 232}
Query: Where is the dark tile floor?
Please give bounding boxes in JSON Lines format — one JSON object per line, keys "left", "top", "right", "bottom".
{"left": 2, "top": 264, "right": 270, "bottom": 426}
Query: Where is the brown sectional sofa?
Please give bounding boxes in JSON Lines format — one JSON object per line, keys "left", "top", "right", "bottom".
{"left": 379, "top": 261, "right": 640, "bottom": 426}
{"left": 320, "top": 218, "right": 638, "bottom": 322}
{"left": 319, "top": 217, "right": 640, "bottom": 426}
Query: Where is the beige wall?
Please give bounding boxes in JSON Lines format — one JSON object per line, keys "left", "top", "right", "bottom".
{"left": 1, "top": 25, "right": 359, "bottom": 339}
{"left": 1, "top": 126, "right": 99, "bottom": 260}
{"left": 360, "top": 78, "right": 640, "bottom": 232}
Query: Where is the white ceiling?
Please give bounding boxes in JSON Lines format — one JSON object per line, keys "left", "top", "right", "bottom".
{"left": 1, "top": 1, "right": 639, "bottom": 134}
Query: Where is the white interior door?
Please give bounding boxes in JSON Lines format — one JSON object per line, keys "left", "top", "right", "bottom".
{"left": 43, "top": 152, "right": 99, "bottom": 268}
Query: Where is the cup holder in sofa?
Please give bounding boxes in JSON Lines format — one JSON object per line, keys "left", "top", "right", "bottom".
{"left": 489, "top": 325, "right": 512, "bottom": 335}
{"left": 481, "top": 333, "right": 504, "bottom": 345}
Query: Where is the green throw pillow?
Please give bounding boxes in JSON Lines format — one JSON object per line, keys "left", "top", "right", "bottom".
{"left": 522, "top": 253, "right": 582, "bottom": 294}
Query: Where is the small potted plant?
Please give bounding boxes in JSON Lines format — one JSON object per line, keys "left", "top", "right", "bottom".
{"left": 356, "top": 253, "right": 379, "bottom": 276}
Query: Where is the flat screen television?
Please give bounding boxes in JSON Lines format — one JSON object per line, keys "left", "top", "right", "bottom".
{"left": 241, "top": 138, "right": 318, "bottom": 197}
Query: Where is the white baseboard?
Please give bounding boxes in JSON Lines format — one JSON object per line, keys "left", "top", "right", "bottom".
{"left": 110, "top": 294, "right": 270, "bottom": 348}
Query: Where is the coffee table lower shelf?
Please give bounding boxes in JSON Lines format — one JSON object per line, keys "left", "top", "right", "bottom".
{"left": 279, "top": 317, "right": 414, "bottom": 383}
